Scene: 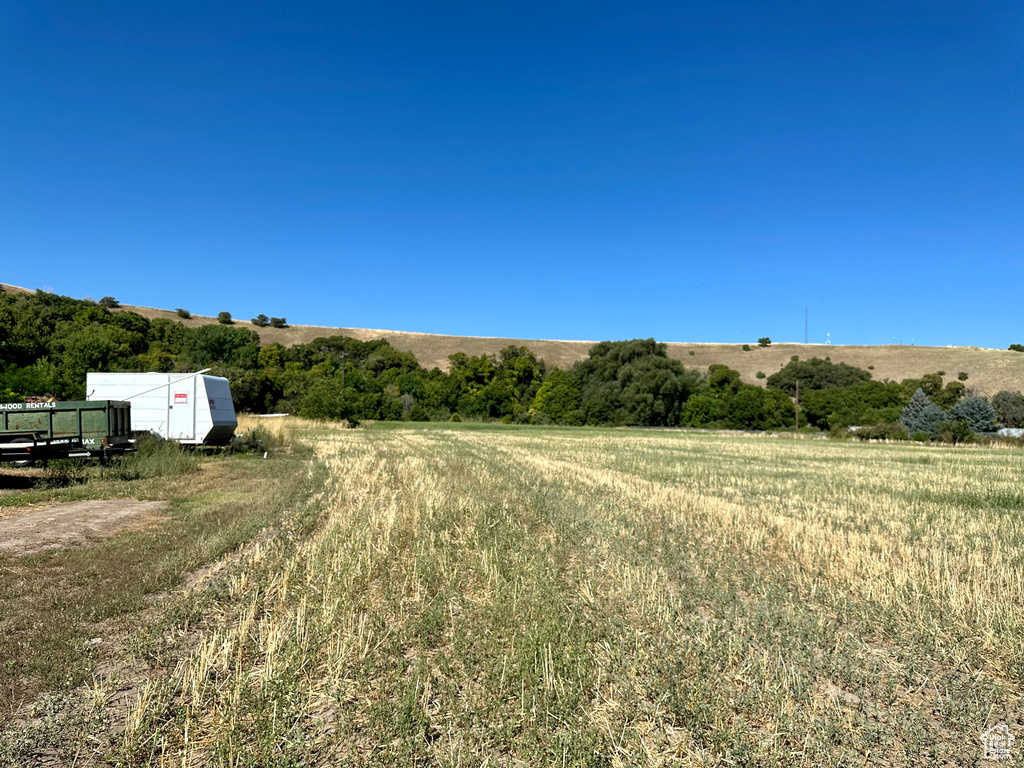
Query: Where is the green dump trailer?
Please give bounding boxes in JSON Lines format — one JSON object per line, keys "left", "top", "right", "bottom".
{"left": 0, "top": 400, "right": 133, "bottom": 464}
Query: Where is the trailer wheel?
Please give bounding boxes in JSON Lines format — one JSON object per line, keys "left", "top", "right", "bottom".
{"left": 11, "top": 437, "right": 35, "bottom": 466}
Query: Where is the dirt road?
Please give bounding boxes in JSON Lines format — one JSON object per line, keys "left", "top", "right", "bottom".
{"left": 0, "top": 499, "right": 169, "bottom": 555}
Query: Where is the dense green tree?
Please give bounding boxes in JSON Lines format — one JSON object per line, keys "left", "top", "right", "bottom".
{"left": 147, "top": 318, "right": 191, "bottom": 356}
{"left": 52, "top": 322, "right": 144, "bottom": 396}
{"left": 890, "top": 372, "right": 965, "bottom": 410}
{"left": 992, "top": 391, "right": 1024, "bottom": 428}
{"left": 800, "top": 380, "right": 910, "bottom": 430}
{"left": 530, "top": 369, "right": 583, "bottom": 425}
{"left": 298, "top": 376, "right": 359, "bottom": 421}
{"left": 680, "top": 393, "right": 721, "bottom": 428}
{"left": 682, "top": 367, "right": 796, "bottom": 430}
{"left": 766, "top": 357, "right": 871, "bottom": 395}
{"left": 573, "top": 339, "right": 702, "bottom": 426}
{"left": 183, "top": 325, "right": 260, "bottom": 369}
{"left": 707, "top": 364, "right": 742, "bottom": 394}
{"left": 0, "top": 362, "right": 55, "bottom": 400}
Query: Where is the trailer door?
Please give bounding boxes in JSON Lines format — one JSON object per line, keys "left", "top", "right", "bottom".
{"left": 167, "top": 377, "right": 196, "bottom": 441}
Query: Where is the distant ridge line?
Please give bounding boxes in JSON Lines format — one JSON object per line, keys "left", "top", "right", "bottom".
{"left": 1, "top": 284, "right": 1018, "bottom": 392}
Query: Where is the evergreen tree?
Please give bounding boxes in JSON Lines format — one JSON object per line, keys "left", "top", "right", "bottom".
{"left": 913, "top": 403, "right": 949, "bottom": 437}
{"left": 900, "top": 389, "right": 940, "bottom": 434}
{"left": 950, "top": 397, "right": 999, "bottom": 433}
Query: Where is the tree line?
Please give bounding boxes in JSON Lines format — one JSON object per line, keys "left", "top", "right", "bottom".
{"left": 2, "top": 289, "right": 1022, "bottom": 439}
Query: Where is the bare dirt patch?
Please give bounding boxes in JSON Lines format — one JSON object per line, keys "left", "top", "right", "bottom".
{"left": 0, "top": 499, "right": 169, "bottom": 555}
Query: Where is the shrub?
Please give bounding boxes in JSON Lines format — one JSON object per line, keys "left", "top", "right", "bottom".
{"left": 246, "top": 423, "right": 284, "bottom": 449}
{"left": 868, "top": 365, "right": 874, "bottom": 370}
{"left": 98, "top": 296, "right": 120, "bottom": 309}
{"left": 251, "top": 314, "right": 269, "bottom": 327}
{"left": 269, "top": 317, "right": 288, "bottom": 328}
{"left": 756, "top": 371, "right": 766, "bottom": 379}
{"left": 688, "top": 350, "right": 695, "bottom": 356}
{"left": 849, "top": 422, "right": 909, "bottom": 441}
{"left": 217, "top": 311, "right": 233, "bottom": 325}
{"left": 871, "top": 422, "right": 909, "bottom": 441}
{"left": 36, "top": 459, "right": 88, "bottom": 488}
{"left": 958, "top": 371, "right": 969, "bottom": 381}
{"left": 742, "top": 344, "right": 751, "bottom": 351}
{"left": 1010, "top": 344, "right": 1024, "bottom": 352}
{"left": 176, "top": 308, "right": 191, "bottom": 319}
{"left": 936, "top": 420, "right": 972, "bottom": 445}
{"left": 758, "top": 337, "right": 771, "bottom": 347}
{"left": 107, "top": 435, "right": 200, "bottom": 480}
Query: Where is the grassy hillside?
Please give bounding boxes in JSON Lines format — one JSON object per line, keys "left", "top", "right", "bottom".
{"left": 111, "top": 303, "right": 1024, "bottom": 395}
{"left": 4, "top": 283, "right": 1022, "bottom": 394}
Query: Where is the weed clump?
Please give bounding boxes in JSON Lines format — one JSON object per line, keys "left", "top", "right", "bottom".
{"left": 107, "top": 435, "right": 200, "bottom": 481}
{"left": 36, "top": 459, "right": 88, "bottom": 488}
{"left": 246, "top": 423, "right": 284, "bottom": 449}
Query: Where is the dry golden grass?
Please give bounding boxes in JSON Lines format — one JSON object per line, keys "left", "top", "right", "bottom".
{"left": 78, "top": 422, "right": 1024, "bottom": 766}
{"left": 0, "top": 283, "right": 34, "bottom": 296}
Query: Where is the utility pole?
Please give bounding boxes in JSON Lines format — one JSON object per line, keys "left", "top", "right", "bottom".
{"left": 795, "top": 379, "right": 800, "bottom": 437}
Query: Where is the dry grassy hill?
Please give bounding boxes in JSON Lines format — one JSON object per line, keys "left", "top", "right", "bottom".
{"left": 0, "top": 283, "right": 34, "bottom": 296}
{"left": 112, "top": 303, "right": 1024, "bottom": 396}
{"left": 4, "top": 284, "right": 1022, "bottom": 395}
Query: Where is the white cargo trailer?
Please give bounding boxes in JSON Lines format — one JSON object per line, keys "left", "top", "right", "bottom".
{"left": 86, "top": 371, "right": 237, "bottom": 445}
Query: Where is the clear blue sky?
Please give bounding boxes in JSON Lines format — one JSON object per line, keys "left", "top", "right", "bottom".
{"left": 2, "top": 2, "right": 1021, "bottom": 347}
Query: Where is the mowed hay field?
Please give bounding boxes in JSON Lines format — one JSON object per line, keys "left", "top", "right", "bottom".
{"left": 82, "top": 423, "right": 1024, "bottom": 766}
